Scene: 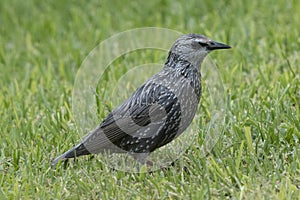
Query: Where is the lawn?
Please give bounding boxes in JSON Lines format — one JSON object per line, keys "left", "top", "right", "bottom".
{"left": 0, "top": 0, "right": 299, "bottom": 199}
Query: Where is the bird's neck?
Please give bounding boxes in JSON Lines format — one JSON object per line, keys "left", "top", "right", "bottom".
{"left": 164, "top": 52, "right": 202, "bottom": 99}
{"left": 165, "top": 52, "right": 200, "bottom": 72}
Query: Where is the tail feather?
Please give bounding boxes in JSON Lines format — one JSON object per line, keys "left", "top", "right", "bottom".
{"left": 51, "top": 143, "right": 90, "bottom": 167}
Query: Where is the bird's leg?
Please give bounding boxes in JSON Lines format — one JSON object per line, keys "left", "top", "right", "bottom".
{"left": 130, "top": 152, "right": 155, "bottom": 170}
{"left": 145, "top": 159, "right": 154, "bottom": 167}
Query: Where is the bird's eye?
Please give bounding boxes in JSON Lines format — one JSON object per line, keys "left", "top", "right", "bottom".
{"left": 198, "top": 41, "right": 209, "bottom": 47}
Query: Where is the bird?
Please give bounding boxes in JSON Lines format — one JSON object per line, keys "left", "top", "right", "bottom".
{"left": 51, "top": 34, "right": 231, "bottom": 167}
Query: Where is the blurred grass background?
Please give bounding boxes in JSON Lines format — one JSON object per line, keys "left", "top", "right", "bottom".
{"left": 0, "top": 0, "right": 299, "bottom": 199}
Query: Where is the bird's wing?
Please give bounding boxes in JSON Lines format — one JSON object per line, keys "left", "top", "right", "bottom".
{"left": 81, "top": 81, "right": 180, "bottom": 153}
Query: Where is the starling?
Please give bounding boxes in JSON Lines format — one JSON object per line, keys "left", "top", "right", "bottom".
{"left": 51, "top": 34, "right": 231, "bottom": 166}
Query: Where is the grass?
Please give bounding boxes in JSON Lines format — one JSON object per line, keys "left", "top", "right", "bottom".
{"left": 0, "top": 0, "right": 299, "bottom": 199}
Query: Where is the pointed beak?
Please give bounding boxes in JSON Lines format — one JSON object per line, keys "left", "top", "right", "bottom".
{"left": 208, "top": 41, "right": 231, "bottom": 50}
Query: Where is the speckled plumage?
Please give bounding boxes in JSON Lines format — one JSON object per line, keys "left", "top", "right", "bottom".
{"left": 51, "top": 34, "right": 230, "bottom": 166}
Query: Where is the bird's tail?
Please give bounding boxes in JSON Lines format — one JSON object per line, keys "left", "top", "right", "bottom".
{"left": 51, "top": 143, "right": 90, "bottom": 167}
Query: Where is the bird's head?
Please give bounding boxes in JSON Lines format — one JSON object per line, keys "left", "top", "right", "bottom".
{"left": 170, "top": 34, "right": 231, "bottom": 67}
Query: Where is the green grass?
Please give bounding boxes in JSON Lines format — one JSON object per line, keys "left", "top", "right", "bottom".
{"left": 1, "top": 0, "right": 300, "bottom": 199}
